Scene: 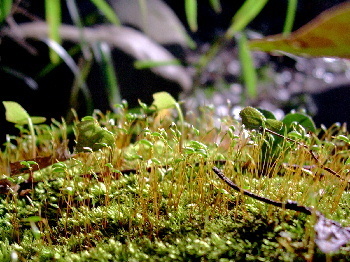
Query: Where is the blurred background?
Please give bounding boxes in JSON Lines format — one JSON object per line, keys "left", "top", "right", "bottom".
{"left": 1, "top": 0, "right": 350, "bottom": 141}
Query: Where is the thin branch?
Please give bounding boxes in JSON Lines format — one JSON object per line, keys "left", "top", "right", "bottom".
{"left": 212, "top": 166, "right": 313, "bottom": 215}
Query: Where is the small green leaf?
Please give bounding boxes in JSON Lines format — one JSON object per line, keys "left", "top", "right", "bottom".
{"left": 75, "top": 119, "right": 115, "bottom": 152}
{"left": 282, "top": 113, "right": 316, "bottom": 133}
{"left": 22, "top": 216, "right": 42, "bottom": 223}
{"left": 151, "top": 92, "right": 177, "bottom": 110}
{"left": 0, "top": 0, "right": 12, "bottom": 23}
{"left": 3, "top": 101, "right": 30, "bottom": 124}
{"left": 3, "top": 101, "right": 46, "bottom": 125}
{"left": 265, "top": 119, "right": 283, "bottom": 132}
{"left": 239, "top": 106, "right": 266, "bottom": 129}
{"left": 30, "top": 116, "right": 47, "bottom": 124}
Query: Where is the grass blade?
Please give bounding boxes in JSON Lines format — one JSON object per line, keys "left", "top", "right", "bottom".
{"left": 89, "top": 0, "right": 120, "bottom": 25}
{"left": 238, "top": 33, "right": 257, "bottom": 100}
{"left": 95, "top": 42, "right": 121, "bottom": 110}
{"left": 283, "top": 0, "right": 298, "bottom": 36}
{"left": 45, "top": 0, "right": 61, "bottom": 64}
{"left": 209, "top": 0, "right": 221, "bottom": 13}
{"left": 185, "top": 0, "right": 198, "bottom": 32}
{"left": 134, "top": 59, "right": 181, "bottom": 70}
{"left": 226, "top": 0, "right": 269, "bottom": 38}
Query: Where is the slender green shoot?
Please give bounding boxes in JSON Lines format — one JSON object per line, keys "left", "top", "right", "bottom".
{"left": 283, "top": 0, "right": 298, "bottom": 36}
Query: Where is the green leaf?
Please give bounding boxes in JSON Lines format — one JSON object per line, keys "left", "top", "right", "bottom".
{"left": 239, "top": 106, "right": 266, "bottom": 129}
{"left": 0, "top": 0, "right": 12, "bottom": 23}
{"left": 3, "top": 101, "right": 30, "bottom": 124}
{"left": 185, "top": 0, "right": 198, "bottom": 32}
{"left": 257, "top": 108, "right": 276, "bottom": 120}
{"left": 336, "top": 135, "right": 350, "bottom": 144}
{"left": 89, "top": 0, "right": 120, "bottom": 25}
{"left": 151, "top": 92, "right": 177, "bottom": 110}
{"left": 134, "top": 59, "right": 181, "bottom": 70}
{"left": 75, "top": 119, "right": 115, "bottom": 152}
{"left": 249, "top": 2, "right": 350, "bottom": 58}
{"left": 3, "top": 101, "right": 46, "bottom": 125}
{"left": 238, "top": 33, "right": 257, "bottom": 99}
{"left": 45, "top": 0, "right": 61, "bottom": 64}
{"left": 282, "top": 113, "right": 316, "bottom": 133}
{"left": 22, "top": 216, "right": 42, "bottom": 223}
{"left": 283, "top": 0, "right": 297, "bottom": 35}
{"left": 209, "top": 0, "right": 221, "bottom": 13}
{"left": 30, "top": 116, "right": 47, "bottom": 124}
{"left": 265, "top": 119, "right": 283, "bottom": 132}
{"left": 226, "top": 0, "right": 269, "bottom": 38}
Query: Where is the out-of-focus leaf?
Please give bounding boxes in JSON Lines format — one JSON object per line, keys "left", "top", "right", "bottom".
{"left": 134, "top": 59, "right": 181, "bottom": 70}
{"left": 151, "top": 92, "right": 177, "bottom": 110}
{"left": 249, "top": 2, "right": 350, "bottom": 58}
{"left": 3, "top": 101, "right": 46, "bottom": 125}
{"left": 45, "top": 0, "right": 61, "bottom": 63}
{"left": 238, "top": 33, "right": 257, "bottom": 99}
{"left": 0, "top": 0, "right": 12, "bottom": 23}
{"left": 185, "top": 0, "right": 197, "bottom": 32}
{"left": 226, "top": 0, "right": 269, "bottom": 38}
{"left": 89, "top": 0, "right": 120, "bottom": 25}
{"left": 75, "top": 119, "right": 115, "bottom": 152}
{"left": 283, "top": 0, "right": 297, "bottom": 35}
{"left": 209, "top": 0, "right": 221, "bottom": 13}
{"left": 282, "top": 113, "right": 316, "bottom": 133}
{"left": 96, "top": 42, "right": 121, "bottom": 108}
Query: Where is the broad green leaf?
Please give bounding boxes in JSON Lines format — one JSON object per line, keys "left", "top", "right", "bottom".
{"left": 249, "top": 2, "right": 350, "bottom": 58}
{"left": 152, "top": 92, "right": 177, "bottom": 110}
{"left": 89, "top": 0, "right": 120, "bottom": 25}
{"left": 282, "top": 113, "right": 316, "bottom": 133}
{"left": 75, "top": 119, "right": 115, "bottom": 152}
{"left": 185, "top": 0, "right": 198, "bottom": 32}
{"left": 239, "top": 106, "right": 266, "bottom": 129}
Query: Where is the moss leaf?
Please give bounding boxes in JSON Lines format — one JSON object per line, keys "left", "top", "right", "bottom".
{"left": 239, "top": 106, "right": 266, "bottom": 129}
{"left": 75, "top": 119, "right": 115, "bottom": 152}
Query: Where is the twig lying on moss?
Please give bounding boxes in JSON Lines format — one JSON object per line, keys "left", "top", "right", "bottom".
{"left": 212, "top": 166, "right": 350, "bottom": 253}
{"left": 212, "top": 166, "right": 312, "bottom": 215}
